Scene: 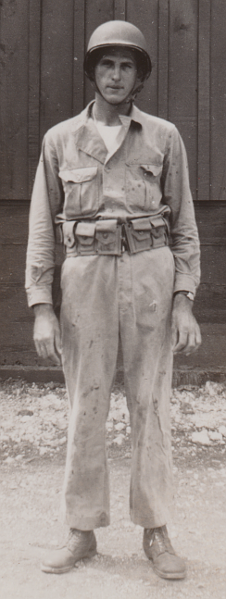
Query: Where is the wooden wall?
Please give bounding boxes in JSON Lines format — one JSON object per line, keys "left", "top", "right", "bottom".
{"left": 1, "top": 0, "right": 226, "bottom": 202}
{"left": 1, "top": 0, "right": 226, "bottom": 370}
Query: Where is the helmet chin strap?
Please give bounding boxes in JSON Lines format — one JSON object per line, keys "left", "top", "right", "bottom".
{"left": 125, "top": 81, "right": 144, "bottom": 103}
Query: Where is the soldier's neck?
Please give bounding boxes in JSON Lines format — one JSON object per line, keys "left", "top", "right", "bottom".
{"left": 93, "top": 93, "right": 132, "bottom": 126}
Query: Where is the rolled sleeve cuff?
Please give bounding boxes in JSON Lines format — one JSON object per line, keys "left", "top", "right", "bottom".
{"left": 173, "top": 274, "right": 197, "bottom": 297}
{"left": 27, "top": 286, "right": 53, "bottom": 308}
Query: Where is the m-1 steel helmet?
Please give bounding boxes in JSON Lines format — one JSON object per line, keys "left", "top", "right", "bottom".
{"left": 84, "top": 20, "right": 152, "bottom": 82}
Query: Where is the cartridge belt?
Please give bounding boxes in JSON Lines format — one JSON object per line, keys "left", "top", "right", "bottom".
{"left": 58, "top": 215, "right": 169, "bottom": 257}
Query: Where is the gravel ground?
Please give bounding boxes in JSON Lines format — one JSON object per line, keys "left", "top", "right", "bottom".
{"left": 0, "top": 378, "right": 226, "bottom": 599}
{"left": 1, "top": 378, "right": 226, "bottom": 462}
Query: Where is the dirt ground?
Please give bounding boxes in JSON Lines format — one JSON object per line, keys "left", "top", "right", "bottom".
{"left": 0, "top": 379, "right": 226, "bottom": 599}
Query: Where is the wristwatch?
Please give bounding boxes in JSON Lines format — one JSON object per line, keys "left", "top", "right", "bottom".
{"left": 174, "top": 290, "right": 195, "bottom": 302}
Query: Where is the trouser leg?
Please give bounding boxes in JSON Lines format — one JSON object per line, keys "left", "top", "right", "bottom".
{"left": 119, "top": 247, "right": 175, "bottom": 528}
{"left": 60, "top": 256, "right": 119, "bottom": 530}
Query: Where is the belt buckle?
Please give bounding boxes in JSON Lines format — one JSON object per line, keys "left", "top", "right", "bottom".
{"left": 121, "top": 224, "right": 129, "bottom": 253}
{"left": 121, "top": 238, "right": 127, "bottom": 253}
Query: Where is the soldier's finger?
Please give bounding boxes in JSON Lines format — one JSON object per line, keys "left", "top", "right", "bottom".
{"left": 173, "top": 330, "right": 189, "bottom": 354}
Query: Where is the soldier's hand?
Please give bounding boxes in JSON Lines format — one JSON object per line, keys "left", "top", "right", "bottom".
{"left": 171, "top": 293, "right": 201, "bottom": 355}
{"left": 33, "top": 303, "right": 62, "bottom": 365}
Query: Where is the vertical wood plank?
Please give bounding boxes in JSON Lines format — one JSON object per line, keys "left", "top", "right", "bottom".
{"left": 168, "top": 0, "right": 198, "bottom": 199}
{"left": 127, "top": 0, "right": 158, "bottom": 116}
{"left": 85, "top": 0, "right": 114, "bottom": 46}
{"left": 113, "top": 0, "right": 126, "bottom": 20}
{"left": 72, "top": 0, "right": 86, "bottom": 115}
{"left": 28, "top": 0, "right": 42, "bottom": 195}
{"left": 211, "top": 0, "right": 226, "bottom": 201}
{"left": 40, "top": 0, "right": 75, "bottom": 141}
{"left": 0, "top": 0, "right": 29, "bottom": 199}
{"left": 197, "top": 0, "right": 210, "bottom": 202}
{"left": 157, "top": 0, "right": 169, "bottom": 119}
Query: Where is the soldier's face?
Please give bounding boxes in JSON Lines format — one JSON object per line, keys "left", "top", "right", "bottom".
{"left": 94, "top": 49, "right": 138, "bottom": 104}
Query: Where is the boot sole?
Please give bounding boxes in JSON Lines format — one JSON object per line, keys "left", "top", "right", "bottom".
{"left": 151, "top": 562, "right": 186, "bottom": 580}
{"left": 41, "top": 547, "right": 97, "bottom": 574}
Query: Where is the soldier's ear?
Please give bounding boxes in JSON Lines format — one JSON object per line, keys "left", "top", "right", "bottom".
{"left": 136, "top": 66, "right": 147, "bottom": 83}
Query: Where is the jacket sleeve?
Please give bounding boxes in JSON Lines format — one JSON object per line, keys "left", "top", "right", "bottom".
{"left": 162, "top": 126, "right": 200, "bottom": 296}
{"left": 25, "top": 133, "right": 63, "bottom": 307}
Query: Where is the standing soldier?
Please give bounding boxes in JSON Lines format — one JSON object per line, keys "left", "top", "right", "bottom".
{"left": 26, "top": 21, "right": 201, "bottom": 580}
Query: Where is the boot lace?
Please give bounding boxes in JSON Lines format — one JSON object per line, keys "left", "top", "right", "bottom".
{"left": 150, "top": 527, "right": 175, "bottom": 556}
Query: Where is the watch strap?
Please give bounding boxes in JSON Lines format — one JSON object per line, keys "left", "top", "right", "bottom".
{"left": 174, "top": 290, "right": 195, "bottom": 301}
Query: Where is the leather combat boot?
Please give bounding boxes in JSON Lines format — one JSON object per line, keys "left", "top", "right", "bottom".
{"left": 143, "top": 525, "right": 186, "bottom": 580}
{"left": 41, "top": 528, "right": 97, "bottom": 574}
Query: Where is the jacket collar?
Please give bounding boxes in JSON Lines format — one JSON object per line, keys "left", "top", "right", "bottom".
{"left": 72, "top": 101, "right": 143, "bottom": 164}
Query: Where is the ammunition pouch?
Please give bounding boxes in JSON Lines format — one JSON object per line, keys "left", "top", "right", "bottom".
{"left": 59, "top": 213, "right": 169, "bottom": 257}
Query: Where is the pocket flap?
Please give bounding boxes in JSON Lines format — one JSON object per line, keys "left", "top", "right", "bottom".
{"left": 149, "top": 215, "right": 165, "bottom": 228}
{"left": 140, "top": 164, "right": 162, "bottom": 177}
{"left": 130, "top": 218, "right": 152, "bottom": 231}
{"left": 59, "top": 166, "right": 98, "bottom": 183}
{"left": 95, "top": 219, "right": 118, "bottom": 233}
{"left": 76, "top": 221, "right": 96, "bottom": 237}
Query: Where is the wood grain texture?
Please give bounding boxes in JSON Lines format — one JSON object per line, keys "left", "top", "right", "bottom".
{"left": 210, "top": 0, "right": 226, "bottom": 201}
{"left": 168, "top": 0, "right": 198, "bottom": 199}
{"left": 28, "top": 0, "right": 42, "bottom": 196}
{"left": 40, "top": 0, "right": 75, "bottom": 141}
{"left": 113, "top": 0, "right": 126, "bottom": 20}
{"left": 0, "top": 0, "right": 29, "bottom": 199}
{"left": 72, "top": 0, "right": 85, "bottom": 115}
{"left": 157, "top": 0, "right": 169, "bottom": 119}
{"left": 127, "top": 0, "right": 158, "bottom": 116}
{"left": 197, "top": 0, "right": 210, "bottom": 202}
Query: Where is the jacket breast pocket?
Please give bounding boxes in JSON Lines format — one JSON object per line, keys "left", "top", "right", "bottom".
{"left": 126, "top": 163, "right": 162, "bottom": 211}
{"left": 59, "top": 166, "right": 99, "bottom": 218}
